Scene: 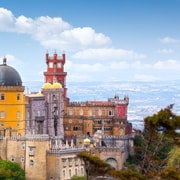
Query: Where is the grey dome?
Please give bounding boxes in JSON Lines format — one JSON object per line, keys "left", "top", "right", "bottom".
{"left": 0, "top": 58, "right": 22, "bottom": 86}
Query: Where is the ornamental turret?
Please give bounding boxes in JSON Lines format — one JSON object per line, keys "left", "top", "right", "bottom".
{"left": 44, "top": 51, "right": 67, "bottom": 97}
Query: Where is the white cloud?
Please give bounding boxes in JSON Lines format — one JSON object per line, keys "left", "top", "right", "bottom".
{"left": 110, "top": 61, "right": 130, "bottom": 69}
{"left": 154, "top": 59, "right": 180, "bottom": 70}
{"left": 15, "top": 16, "right": 34, "bottom": 33}
{"left": 160, "top": 37, "right": 179, "bottom": 44}
{"left": 110, "top": 60, "right": 150, "bottom": 70}
{"left": 0, "top": 8, "right": 111, "bottom": 51}
{"left": 72, "top": 48, "right": 146, "bottom": 60}
{"left": 0, "top": 8, "right": 15, "bottom": 31}
{"left": 61, "top": 27, "right": 111, "bottom": 46}
{"left": 66, "top": 60, "right": 105, "bottom": 72}
{"left": 157, "top": 48, "right": 173, "bottom": 54}
{"left": 65, "top": 60, "right": 106, "bottom": 82}
{"left": 1, "top": 8, "right": 179, "bottom": 82}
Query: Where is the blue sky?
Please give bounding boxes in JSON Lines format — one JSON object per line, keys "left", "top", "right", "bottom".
{"left": 0, "top": 0, "right": 180, "bottom": 83}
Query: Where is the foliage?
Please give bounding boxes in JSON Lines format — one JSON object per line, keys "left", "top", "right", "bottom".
{"left": 77, "top": 151, "right": 145, "bottom": 180}
{"left": 0, "top": 159, "right": 25, "bottom": 180}
{"left": 160, "top": 167, "right": 180, "bottom": 180}
{"left": 126, "top": 105, "right": 180, "bottom": 179}
{"left": 71, "top": 175, "right": 86, "bottom": 180}
{"left": 108, "top": 169, "right": 146, "bottom": 180}
{"left": 77, "top": 151, "right": 113, "bottom": 178}
{"left": 167, "top": 145, "right": 180, "bottom": 168}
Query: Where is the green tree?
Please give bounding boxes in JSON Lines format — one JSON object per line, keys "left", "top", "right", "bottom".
{"left": 126, "top": 105, "right": 180, "bottom": 179}
{"left": 77, "top": 151, "right": 112, "bottom": 179}
{"left": 160, "top": 167, "right": 180, "bottom": 180}
{"left": 77, "top": 151, "right": 145, "bottom": 180}
{"left": 0, "top": 159, "right": 25, "bottom": 180}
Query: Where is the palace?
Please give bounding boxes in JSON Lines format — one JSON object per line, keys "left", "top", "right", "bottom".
{"left": 0, "top": 52, "right": 134, "bottom": 180}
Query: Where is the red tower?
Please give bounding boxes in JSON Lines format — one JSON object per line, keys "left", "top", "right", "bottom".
{"left": 43, "top": 51, "right": 67, "bottom": 97}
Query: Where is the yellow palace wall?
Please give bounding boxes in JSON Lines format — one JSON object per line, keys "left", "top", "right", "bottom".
{"left": 0, "top": 86, "right": 25, "bottom": 135}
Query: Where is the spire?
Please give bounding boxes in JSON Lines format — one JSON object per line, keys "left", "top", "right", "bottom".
{"left": 3, "top": 56, "right": 7, "bottom": 65}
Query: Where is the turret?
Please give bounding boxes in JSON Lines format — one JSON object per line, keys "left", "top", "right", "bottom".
{"left": 43, "top": 51, "right": 67, "bottom": 98}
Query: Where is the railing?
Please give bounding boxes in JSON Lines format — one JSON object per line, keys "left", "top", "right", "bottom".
{"left": 47, "top": 147, "right": 85, "bottom": 154}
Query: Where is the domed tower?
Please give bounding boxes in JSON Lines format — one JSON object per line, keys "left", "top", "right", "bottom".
{"left": 0, "top": 57, "right": 25, "bottom": 135}
{"left": 42, "top": 82, "right": 64, "bottom": 138}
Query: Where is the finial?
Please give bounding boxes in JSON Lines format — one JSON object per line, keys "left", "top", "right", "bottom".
{"left": 3, "top": 56, "right": 7, "bottom": 65}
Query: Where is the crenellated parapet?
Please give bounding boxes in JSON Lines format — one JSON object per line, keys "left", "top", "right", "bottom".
{"left": 97, "top": 146, "right": 125, "bottom": 152}
{"left": 108, "top": 95, "right": 129, "bottom": 105}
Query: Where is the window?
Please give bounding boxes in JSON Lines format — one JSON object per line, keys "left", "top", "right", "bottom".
{"left": 17, "top": 94, "right": 20, "bottom": 100}
{"left": 75, "top": 159, "right": 79, "bottom": 166}
{"left": 75, "top": 168, "right": 78, "bottom": 175}
{"left": 98, "top": 109, "right": 102, "bottom": 116}
{"left": 57, "top": 63, "right": 62, "bottom": 68}
{"left": 52, "top": 94, "right": 56, "bottom": 101}
{"left": 63, "top": 170, "right": 65, "bottom": 177}
{"left": 29, "top": 147, "right": 35, "bottom": 156}
{"left": 0, "top": 122, "right": 4, "bottom": 126}
{"left": 16, "top": 111, "right": 21, "bottom": 119}
{"left": 49, "top": 62, "right": 53, "bottom": 68}
{"left": 81, "top": 160, "right": 84, "bottom": 165}
{"left": 29, "top": 160, "right": 34, "bottom": 167}
{"left": 37, "top": 110, "right": 40, "bottom": 116}
{"left": 73, "top": 126, "right": 81, "bottom": 131}
{"left": 21, "top": 142, "right": 25, "bottom": 150}
{"left": 69, "top": 119, "right": 72, "bottom": 123}
{"left": 81, "top": 168, "right": 84, "bottom": 175}
{"left": 108, "top": 110, "right": 114, "bottom": 116}
{"left": 0, "top": 94, "right": 5, "bottom": 100}
{"left": 78, "top": 119, "right": 83, "bottom": 124}
{"left": 10, "top": 155, "right": 15, "bottom": 162}
{"left": 69, "top": 158, "right": 73, "bottom": 167}
{"left": 21, "top": 157, "right": 24, "bottom": 163}
{"left": 63, "top": 159, "right": 67, "bottom": 167}
{"left": 69, "top": 169, "right": 71, "bottom": 178}
{"left": 0, "top": 111, "right": 5, "bottom": 118}
{"left": 69, "top": 109, "right": 73, "bottom": 115}
{"left": 98, "top": 120, "right": 102, "bottom": 124}
{"left": 17, "top": 121, "right": 20, "bottom": 127}
{"left": 88, "top": 110, "right": 92, "bottom": 116}
{"left": 79, "top": 109, "right": 83, "bottom": 115}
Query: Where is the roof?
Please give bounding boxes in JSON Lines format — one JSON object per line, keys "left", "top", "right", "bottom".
{"left": 0, "top": 57, "right": 22, "bottom": 86}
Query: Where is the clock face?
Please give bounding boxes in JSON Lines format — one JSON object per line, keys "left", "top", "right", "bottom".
{"left": 106, "top": 158, "right": 118, "bottom": 169}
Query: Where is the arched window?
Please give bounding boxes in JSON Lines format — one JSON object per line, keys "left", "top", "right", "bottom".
{"left": 29, "top": 160, "right": 34, "bottom": 167}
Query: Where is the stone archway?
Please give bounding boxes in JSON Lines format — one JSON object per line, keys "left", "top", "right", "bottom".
{"left": 106, "top": 158, "right": 118, "bottom": 169}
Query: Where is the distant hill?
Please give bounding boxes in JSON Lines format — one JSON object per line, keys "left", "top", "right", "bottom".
{"left": 24, "top": 80, "right": 180, "bottom": 130}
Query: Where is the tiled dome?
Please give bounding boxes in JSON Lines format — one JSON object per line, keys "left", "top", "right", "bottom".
{"left": 0, "top": 57, "right": 22, "bottom": 86}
